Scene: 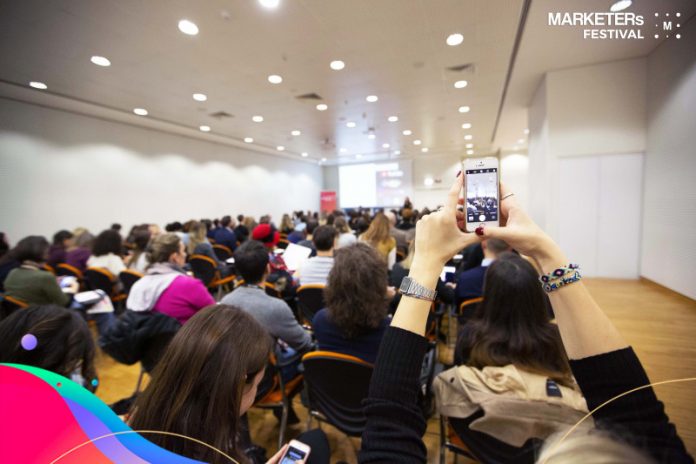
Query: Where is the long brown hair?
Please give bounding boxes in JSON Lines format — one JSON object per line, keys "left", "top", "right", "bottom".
{"left": 361, "top": 213, "right": 391, "bottom": 246}
{"left": 325, "top": 243, "right": 388, "bottom": 338}
{"left": 130, "top": 305, "right": 272, "bottom": 463}
{"left": 456, "top": 252, "right": 573, "bottom": 386}
{"left": 187, "top": 221, "right": 208, "bottom": 255}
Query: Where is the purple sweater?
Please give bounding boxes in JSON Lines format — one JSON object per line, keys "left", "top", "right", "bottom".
{"left": 152, "top": 275, "right": 215, "bottom": 325}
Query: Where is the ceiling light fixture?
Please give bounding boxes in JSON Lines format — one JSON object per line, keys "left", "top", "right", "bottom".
{"left": 517, "top": 138, "right": 525, "bottom": 143}
{"left": 393, "top": 150, "right": 401, "bottom": 155}
{"left": 339, "top": 148, "right": 348, "bottom": 153}
{"left": 199, "top": 125, "right": 211, "bottom": 132}
{"left": 301, "top": 152, "right": 309, "bottom": 158}
{"left": 268, "top": 74, "right": 283, "bottom": 84}
{"left": 356, "top": 154, "right": 363, "bottom": 159}
{"left": 402, "top": 129, "right": 412, "bottom": 136}
{"left": 610, "top": 0, "right": 632, "bottom": 12}
{"left": 446, "top": 33, "right": 464, "bottom": 46}
{"left": 382, "top": 143, "right": 390, "bottom": 148}
{"left": 458, "top": 106, "right": 470, "bottom": 113}
{"left": 29, "top": 81, "right": 47, "bottom": 90}
{"left": 466, "top": 149, "right": 474, "bottom": 155}
{"left": 424, "top": 177, "right": 434, "bottom": 186}
{"left": 413, "top": 139, "right": 422, "bottom": 145}
{"left": 462, "top": 123, "right": 472, "bottom": 129}
{"left": 388, "top": 116, "right": 399, "bottom": 122}
{"left": 133, "top": 108, "right": 148, "bottom": 116}
{"left": 244, "top": 137, "right": 254, "bottom": 143}
{"left": 252, "top": 115, "right": 264, "bottom": 122}
{"left": 259, "top": 0, "right": 281, "bottom": 9}
{"left": 178, "top": 19, "right": 199, "bottom": 35}
{"left": 291, "top": 130, "right": 301, "bottom": 136}
{"left": 421, "top": 147, "right": 429, "bottom": 153}
{"left": 464, "top": 134, "right": 473, "bottom": 140}
{"left": 90, "top": 56, "right": 111, "bottom": 67}
{"left": 524, "top": 128, "right": 530, "bottom": 135}
{"left": 466, "top": 143, "right": 474, "bottom": 148}
{"left": 346, "top": 121, "right": 356, "bottom": 128}
{"left": 330, "top": 60, "right": 345, "bottom": 70}
{"left": 193, "top": 93, "right": 207, "bottom": 102}
{"left": 277, "top": 145, "right": 285, "bottom": 151}
{"left": 368, "top": 134, "right": 376, "bottom": 140}
{"left": 366, "top": 95, "right": 378, "bottom": 103}
{"left": 316, "top": 104, "right": 328, "bottom": 111}
{"left": 321, "top": 157, "right": 327, "bottom": 162}
{"left": 454, "top": 80, "right": 468, "bottom": 89}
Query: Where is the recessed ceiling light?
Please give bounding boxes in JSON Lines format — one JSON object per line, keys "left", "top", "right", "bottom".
{"left": 366, "top": 95, "right": 378, "bottom": 103}
{"left": 388, "top": 116, "right": 399, "bottom": 122}
{"left": 29, "top": 81, "right": 47, "bottom": 90}
{"left": 459, "top": 106, "right": 471, "bottom": 113}
{"left": 259, "top": 0, "right": 280, "bottom": 8}
{"left": 199, "top": 125, "right": 211, "bottom": 132}
{"left": 421, "top": 147, "right": 429, "bottom": 153}
{"left": 178, "top": 19, "right": 199, "bottom": 35}
{"left": 524, "top": 128, "right": 530, "bottom": 135}
{"left": 339, "top": 148, "right": 348, "bottom": 153}
{"left": 382, "top": 143, "right": 390, "bottom": 148}
{"left": 462, "top": 123, "right": 472, "bottom": 129}
{"left": 291, "top": 130, "right": 301, "bottom": 136}
{"left": 446, "top": 33, "right": 464, "bottom": 46}
{"left": 346, "top": 121, "right": 356, "bottom": 128}
{"left": 90, "top": 55, "right": 111, "bottom": 67}
{"left": 393, "top": 150, "right": 401, "bottom": 155}
{"left": 413, "top": 139, "right": 422, "bottom": 145}
{"left": 518, "top": 138, "right": 525, "bottom": 144}
{"left": 454, "top": 80, "right": 468, "bottom": 89}
{"left": 268, "top": 74, "right": 283, "bottom": 84}
{"left": 464, "top": 134, "right": 473, "bottom": 140}
{"left": 356, "top": 154, "right": 363, "bottom": 159}
{"left": 368, "top": 134, "right": 376, "bottom": 140}
{"left": 193, "top": 93, "right": 207, "bottom": 102}
{"left": 424, "top": 177, "right": 434, "bottom": 186}
{"left": 301, "top": 152, "right": 309, "bottom": 158}
{"left": 316, "top": 103, "right": 328, "bottom": 111}
{"left": 133, "top": 108, "right": 148, "bottom": 116}
{"left": 466, "top": 143, "right": 474, "bottom": 148}
{"left": 610, "top": 0, "right": 632, "bottom": 12}
{"left": 277, "top": 145, "right": 285, "bottom": 151}
{"left": 402, "top": 129, "right": 412, "bottom": 136}
{"left": 466, "top": 149, "right": 474, "bottom": 155}
{"left": 252, "top": 115, "right": 264, "bottom": 122}
{"left": 330, "top": 60, "right": 345, "bottom": 70}
{"left": 321, "top": 157, "right": 327, "bottom": 162}
{"left": 244, "top": 137, "right": 254, "bottom": 143}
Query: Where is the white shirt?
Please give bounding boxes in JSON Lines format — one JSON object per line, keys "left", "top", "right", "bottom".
{"left": 87, "top": 253, "right": 126, "bottom": 278}
{"left": 336, "top": 232, "right": 357, "bottom": 249}
{"left": 297, "top": 256, "right": 335, "bottom": 286}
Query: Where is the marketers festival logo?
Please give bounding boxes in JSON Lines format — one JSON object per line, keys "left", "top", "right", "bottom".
{"left": 548, "top": 2, "right": 683, "bottom": 40}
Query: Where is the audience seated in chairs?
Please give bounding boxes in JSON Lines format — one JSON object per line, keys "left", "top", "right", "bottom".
{"left": 65, "top": 228, "right": 94, "bottom": 272}
{"left": 0, "top": 305, "right": 97, "bottom": 391}
{"left": 87, "top": 229, "right": 127, "bottom": 284}
{"left": 47, "top": 229, "right": 74, "bottom": 268}
{"left": 359, "top": 212, "right": 397, "bottom": 270}
{"left": 251, "top": 224, "right": 298, "bottom": 302}
{"left": 127, "top": 233, "right": 214, "bottom": 325}
{"left": 333, "top": 217, "right": 356, "bottom": 249}
{"left": 213, "top": 215, "right": 238, "bottom": 252}
{"left": 297, "top": 220, "right": 319, "bottom": 257}
{"left": 312, "top": 243, "right": 391, "bottom": 364}
{"left": 455, "top": 237, "right": 510, "bottom": 303}
{"left": 3, "top": 236, "right": 78, "bottom": 307}
{"left": 279, "top": 213, "right": 295, "bottom": 235}
{"left": 187, "top": 221, "right": 232, "bottom": 277}
{"left": 296, "top": 225, "right": 337, "bottom": 286}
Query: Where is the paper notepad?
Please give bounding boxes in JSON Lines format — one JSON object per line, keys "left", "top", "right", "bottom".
{"left": 281, "top": 243, "right": 313, "bottom": 271}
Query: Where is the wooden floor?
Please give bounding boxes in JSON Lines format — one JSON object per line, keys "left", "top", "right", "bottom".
{"left": 94, "top": 278, "right": 696, "bottom": 463}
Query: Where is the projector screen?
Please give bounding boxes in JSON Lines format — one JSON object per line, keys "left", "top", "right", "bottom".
{"left": 338, "top": 160, "right": 413, "bottom": 208}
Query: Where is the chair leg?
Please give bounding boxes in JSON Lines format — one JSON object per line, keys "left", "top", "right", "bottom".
{"left": 439, "top": 414, "right": 447, "bottom": 464}
{"left": 133, "top": 364, "right": 145, "bottom": 395}
{"left": 278, "top": 402, "right": 288, "bottom": 449}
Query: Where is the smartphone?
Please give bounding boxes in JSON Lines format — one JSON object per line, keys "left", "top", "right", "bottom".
{"left": 279, "top": 440, "right": 311, "bottom": 464}
{"left": 463, "top": 157, "right": 500, "bottom": 232}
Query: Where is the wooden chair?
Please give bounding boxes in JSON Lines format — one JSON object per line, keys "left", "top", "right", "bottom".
{"left": 188, "top": 254, "right": 236, "bottom": 299}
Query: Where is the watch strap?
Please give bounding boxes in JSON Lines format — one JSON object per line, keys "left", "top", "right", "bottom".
{"left": 399, "top": 276, "right": 437, "bottom": 302}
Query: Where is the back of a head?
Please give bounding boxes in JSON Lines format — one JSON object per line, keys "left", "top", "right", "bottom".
{"left": 131, "top": 304, "right": 272, "bottom": 463}
{"left": 325, "top": 243, "right": 388, "bottom": 338}
{"left": 234, "top": 240, "right": 269, "bottom": 284}
{"left": 73, "top": 230, "right": 94, "bottom": 249}
{"left": 385, "top": 211, "right": 397, "bottom": 226}
{"left": 92, "top": 229, "right": 123, "bottom": 257}
{"left": 485, "top": 237, "right": 510, "bottom": 256}
{"left": 148, "top": 233, "right": 181, "bottom": 264}
{"left": 363, "top": 213, "right": 390, "bottom": 244}
{"left": 52, "top": 230, "right": 74, "bottom": 246}
{"left": 0, "top": 305, "right": 95, "bottom": 384}
{"left": 221, "top": 215, "right": 232, "bottom": 228}
{"left": 131, "top": 229, "right": 151, "bottom": 252}
{"left": 13, "top": 235, "right": 50, "bottom": 262}
{"left": 462, "top": 252, "right": 571, "bottom": 383}
{"left": 187, "top": 222, "right": 207, "bottom": 249}
{"left": 334, "top": 217, "right": 350, "bottom": 234}
{"left": 313, "top": 225, "right": 338, "bottom": 252}
{"left": 306, "top": 219, "right": 319, "bottom": 235}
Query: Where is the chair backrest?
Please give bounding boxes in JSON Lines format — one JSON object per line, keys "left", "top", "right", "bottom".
{"left": 276, "top": 239, "right": 290, "bottom": 250}
{"left": 84, "top": 267, "right": 115, "bottom": 294}
{"left": 43, "top": 264, "right": 56, "bottom": 275}
{"left": 264, "top": 282, "right": 282, "bottom": 299}
{"left": 188, "top": 254, "right": 218, "bottom": 286}
{"left": 56, "top": 263, "right": 84, "bottom": 280}
{"left": 119, "top": 270, "right": 143, "bottom": 295}
{"left": 457, "top": 297, "right": 483, "bottom": 323}
{"left": 0, "top": 295, "right": 29, "bottom": 320}
{"left": 297, "top": 284, "right": 326, "bottom": 324}
{"left": 302, "top": 351, "right": 374, "bottom": 437}
{"left": 212, "top": 244, "right": 232, "bottom": 261}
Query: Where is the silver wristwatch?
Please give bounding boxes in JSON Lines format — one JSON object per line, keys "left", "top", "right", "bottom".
{"left": 399, "top": 276, "right": 437, "bottom": 302}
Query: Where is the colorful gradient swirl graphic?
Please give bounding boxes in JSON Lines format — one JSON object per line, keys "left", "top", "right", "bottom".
{"left": 0, "top": 363, "right": 211, "bottom": 463}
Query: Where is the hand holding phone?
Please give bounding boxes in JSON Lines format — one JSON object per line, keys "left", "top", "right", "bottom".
{"left": 274, "top": 440, "right": 310, "bottom": 464}
{"left": 463, "top": 157, "right": 500, "bottom": 232}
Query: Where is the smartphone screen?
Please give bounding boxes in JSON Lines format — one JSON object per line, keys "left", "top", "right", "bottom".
{"left": 465, "top": 167, "right": 499, "bottom": 224}
{"left": 280, "top": 445, "right": 308, "bottom": 464}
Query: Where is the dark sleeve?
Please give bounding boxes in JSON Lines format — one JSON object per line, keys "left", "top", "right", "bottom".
{"left": 436, "top": 279, "right": 454, "bottom": 304}
{"left": 358, "top": 327, "right": 429, "bottom": 463}
{"left": 570, "top": 348, "right": 693, "bottom": 464}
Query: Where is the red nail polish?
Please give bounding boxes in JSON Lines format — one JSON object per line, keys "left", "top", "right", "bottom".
{"left": 456, "top": 170, "right": 461, "bottom": 178}
{"left": 475, "top": 226, "right": 484, "bottom": 236}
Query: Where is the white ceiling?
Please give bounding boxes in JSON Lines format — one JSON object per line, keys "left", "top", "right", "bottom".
{"left": 0, "top": 0, "right": 692, "bottom": 165}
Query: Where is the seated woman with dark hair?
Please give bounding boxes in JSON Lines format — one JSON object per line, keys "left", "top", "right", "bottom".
{"left": 87, "top": 229, "right": 126, "bottom": 279}
{"left": 3, "top": 236, "right": 78, "bottom": 307}
{"left": 126, "top": 233, "right": 214, "bottom": 325}
{"left": 312, "top": 243, "right": 391, "bottom": 364}
{"left": 47, "top": 229, "right": 74, "bottom": 267}
{"left": 0, "top": 305, "right": 96, "bottom": 390}
{"left": 187, "top": 221, "right": 232, "bottom": 276}
{"left": 126, "top": 227, "right": 151, "bottom": 273}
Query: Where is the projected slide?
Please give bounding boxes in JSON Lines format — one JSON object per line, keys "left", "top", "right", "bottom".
{"left": 339, "top": 161, "right": 412, "bottom": 208}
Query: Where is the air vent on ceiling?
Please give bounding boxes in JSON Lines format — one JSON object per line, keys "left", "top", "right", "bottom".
{"left": 209, "top": 111, "right": 233, "bottom": 119}
{"left": 447, "top": 63, "right": 475, "bottom": 73}
{"left": 296, "top": 92, "right": 323, "bottom": 100}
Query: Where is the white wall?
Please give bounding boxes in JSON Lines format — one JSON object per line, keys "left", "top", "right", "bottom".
{"left": 641, "top": 21, "right": 696, "bottom": 300}
{"left": 0, "top": 99, "right": 322, "bottom": 241}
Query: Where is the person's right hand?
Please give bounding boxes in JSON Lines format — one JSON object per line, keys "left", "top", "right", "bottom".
{"left": 477, "top": 183, "right": 560, "bottom": 261}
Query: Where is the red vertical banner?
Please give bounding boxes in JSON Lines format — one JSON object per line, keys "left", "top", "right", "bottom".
{"left": 320, "top": 190, "right": 337, "bottom": 213}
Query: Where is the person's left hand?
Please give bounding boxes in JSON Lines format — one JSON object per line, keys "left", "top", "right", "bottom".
{"left": 413, "top": 173, "right": 477, "bottom": 271}
{"left": 266, "top": 444, "right": 292, "bottom": 464}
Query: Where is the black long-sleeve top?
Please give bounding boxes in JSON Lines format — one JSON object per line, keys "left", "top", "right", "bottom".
{"left": 359, "top": 327, "right": 693, "bottom": 463}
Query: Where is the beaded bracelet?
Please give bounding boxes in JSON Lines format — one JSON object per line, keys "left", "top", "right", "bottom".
{"left": 542, "top": 270, "right": 582, "bottom": 293}
{"left": 539, "top": 264, "right": 580, "bottom": 283}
